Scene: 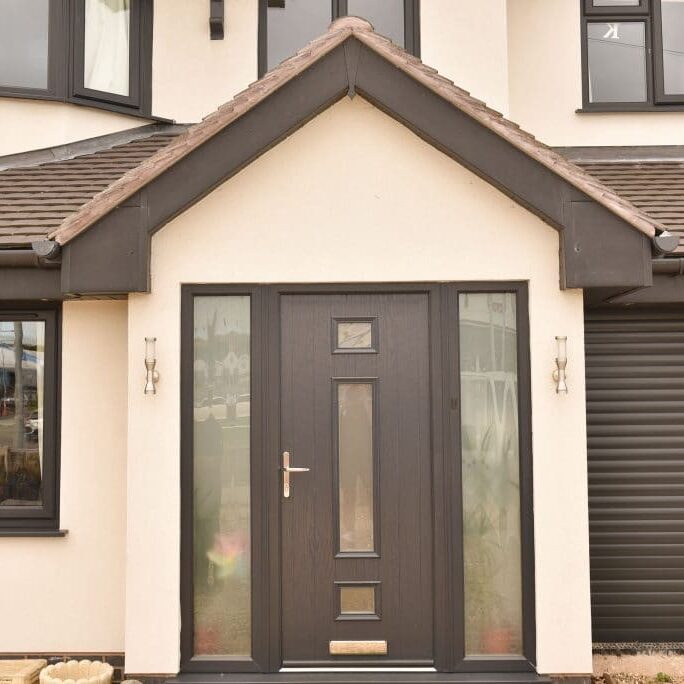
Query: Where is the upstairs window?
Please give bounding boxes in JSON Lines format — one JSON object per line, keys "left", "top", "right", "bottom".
{"left": 582, "top": 0, "right": 684, "bottom": 109}
{"left": 0, "top": 0, "right": 152, "bottom": 117}
{"left": 259, "top": 0, "right": 420, "bottom": 75}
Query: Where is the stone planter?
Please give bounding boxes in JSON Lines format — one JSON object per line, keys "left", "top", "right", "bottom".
{"left": 39, "top": 662, "right": 112, "bottom": 684}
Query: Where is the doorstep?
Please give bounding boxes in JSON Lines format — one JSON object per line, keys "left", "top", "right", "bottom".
{"left": 167, "top": 674, "right": 551, "bottom": 684}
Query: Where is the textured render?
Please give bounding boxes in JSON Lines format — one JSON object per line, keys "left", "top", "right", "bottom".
{"left": 125, "top": 96, "right": 592, "bottom": 675}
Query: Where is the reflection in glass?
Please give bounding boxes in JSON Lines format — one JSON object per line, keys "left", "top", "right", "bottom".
{"left": 459, "top": 293, "right": 522, "bottom": 656}
{"left": 337, "top": 322, "right": 373, "bottom": 349}
{"left": 0, "top": 0, "right": 49, "bottom": 90}
{"left": 193, "top": 296, "right": 251, "bottom": 657}
{"left": 340, "top": 585, "right": 376, "bottom": 615}
{"left": 266, "top": 0, "right": 331, "bottom": 71}
{"left": 0, "top": 322, "right": 45, "bottom": 508}
{"left": 347, "top": 0, "right": 405, "bottom": 46}
{"left": 661, "top": 1, "right": 684, "bottom": 95}
{"left": 84, "top": 0, "right": 131, "bottom": 96}
{"left": 338, "top": 383, "right": 374, "bottom": 553}
{"left": 587, "top": 21, "right": 647, "bottom": 102}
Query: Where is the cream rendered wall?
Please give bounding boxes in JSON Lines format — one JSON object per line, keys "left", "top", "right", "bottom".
{"left": 507, "top": 0, "right": 684, "bottom": 146}
{"left": 0, "top": 99, "right": 148, "bottom": 157}
{"left": 0, "top": 301, "right": 128, "bottom": 652}
{"left": 421, "top": 0, "right": 510, "bottom": 115}
{"left": 126, "top": 96, "right": 592, "bottom": 676}
{"left": 151, "top": 0, "right": 258, "bottom": 123}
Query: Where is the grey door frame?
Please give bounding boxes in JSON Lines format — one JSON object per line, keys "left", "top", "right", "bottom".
{"left": 179, "top": 282, "right": 536, "bottom": 675}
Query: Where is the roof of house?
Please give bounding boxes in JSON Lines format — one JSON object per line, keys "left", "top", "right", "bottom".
{"left": 0, "top": 128, "right": 183, "bottom": 248}
{"left": 579, "top": 161, "right": 684, "bottom": 254}
{"left": 0, "top": 16, "right": 669, "bottom": 252}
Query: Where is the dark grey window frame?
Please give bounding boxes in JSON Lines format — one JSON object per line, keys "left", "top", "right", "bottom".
{"left": 179, "top": 282, "right": 536, "bottom": 675}
{"left": 0, "top": 0, "right": 153, "bottom": 118}
{"left": 0, "top": 303, "right": 61, "bottom": 534}
{"left": 580, "top": 0, "right": 684, "bottom": 111}
{"left": 257, "top": 0, "right": 420, "bottom": 77}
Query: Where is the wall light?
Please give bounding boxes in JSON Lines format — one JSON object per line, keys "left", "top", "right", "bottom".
{"left": 553, "top": 336, "right": 568, "bottom": 394}
{"left": 144, "top": 337, "right": 160, "bottom": 395}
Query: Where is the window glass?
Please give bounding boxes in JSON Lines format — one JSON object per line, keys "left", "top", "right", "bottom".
{"left": 0, "top": 0, "right": 49, "bottom": 90}
{"left": 84, "top": 0, "right": 131, "bottom": 96}
{"left": 0, "top": 321, "right": 45, "bottom": 508}
{"left": 661, "top": 0, "right": 684, "bottom": 95}
{"left": 266, "top": 0, "right": 331, "bottom": 72}
{"left": 337, "top": 382, "right": 374, "bottom": 553}
{"left": 347, "top": 0, "right": 405, "bottom": 46}
{"left": 587, "top": 21, "right": 648, "bottom": 102}
{"left": 339, "top": 585, "right": 376, "bottom": 615}
{"left": 193, "top": 296, "right": 251, "bottom": 657}
{"left": 459, "top": 293, "right": 523, "bottom": 656}
{"left": 593, "top": 0, "right": 640, "bottom": 5}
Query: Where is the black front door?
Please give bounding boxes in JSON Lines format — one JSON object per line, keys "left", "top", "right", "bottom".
{"left": 280, "top": 293, "right": 433, "bottom": 666}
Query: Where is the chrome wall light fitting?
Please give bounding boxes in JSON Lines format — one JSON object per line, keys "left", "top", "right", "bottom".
{"left": 553, "top": 336, "right": 568, "bottom": 394}
{"left": 144, "top": 337, "right": 160, "bottom": 395}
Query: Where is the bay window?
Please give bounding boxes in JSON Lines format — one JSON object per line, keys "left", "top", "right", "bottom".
{"left": 0, "top": 0, "right": 152, "bottom": 117}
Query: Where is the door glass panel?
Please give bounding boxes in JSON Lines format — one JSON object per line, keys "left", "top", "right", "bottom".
{"left": 587, "top": 21, "right": 647, "bottom": 102}
{"left": 459, "top": 292, "right": 523, "bottom": 656}
{"left": 337, "top": 382, "right": 374, "bottom": 553}
{"left": 593, "top": 0, "right": 639, "bottom": 5}
{"left": 340, "top": 585, "right": 376, "bottom": 615}
{"left": 84, "top": 0, "right": 131, "bottom": 96}
{"left": 661, "top": 0, "right": 684, "bottom": 95}
{"left": 346, "top": 0, "right": 405, "bottom": 46}
{"left": 193, "top": 296, "right": 251, "bottom": 657}
{"left": 266, "top": 0, "right": 331, "bottom": 72}
{"left": 0, "top": 0, "right": 49, "bottom": 90}
{"left": 0, "top": 321, "right": 45, "bottom": 507}
{"left": 337, "top": 321, "right": 373, "bottom": 350}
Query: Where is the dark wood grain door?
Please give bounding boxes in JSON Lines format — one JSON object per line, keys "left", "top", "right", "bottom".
{"left": 280, "top": 293, "right": 433, "bottom": 667}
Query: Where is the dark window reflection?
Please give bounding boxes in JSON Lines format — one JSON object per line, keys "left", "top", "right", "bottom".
{"left": 588, "top": 21, "right": 647, "bottom": 103}
{"left": 347, "top": 0, "right": 405, "bottom": 46}
{"left": 0, "top": 321, "right": 45, "bottom": 507}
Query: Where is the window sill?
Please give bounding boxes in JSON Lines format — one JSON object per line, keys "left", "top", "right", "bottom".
{"left": 0, "top": 529, "right": 68, "bottom": 538}
{"left": 577, "top": 105, "right": 684, "bottom": 113}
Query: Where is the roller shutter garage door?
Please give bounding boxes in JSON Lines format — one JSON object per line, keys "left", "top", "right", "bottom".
{"left": 586, "top": 307, "right": 684, "bottom": 642}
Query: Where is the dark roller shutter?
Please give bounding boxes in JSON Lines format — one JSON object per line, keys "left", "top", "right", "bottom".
{"left": 586, "top": 307, "right": 684, "bottom": 643}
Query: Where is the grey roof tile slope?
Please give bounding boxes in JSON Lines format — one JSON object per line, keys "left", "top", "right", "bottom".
{"left": 579, "top": 160, "right": 684, "bottom": 253}
{"left": 0, "top": 132, "right": 181, "bottom": 248}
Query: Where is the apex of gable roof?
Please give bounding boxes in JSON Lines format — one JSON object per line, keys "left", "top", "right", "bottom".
{"left": 329, "top": 16, "right": 373, "bottom": 33}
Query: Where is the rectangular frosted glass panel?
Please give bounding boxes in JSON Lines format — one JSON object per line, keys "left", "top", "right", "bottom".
{"left": 337, "top": 322, "right": 372, "bottom": 349}
{"left": 0, "top": 0, "right": 49, "bottom": 89}
{"left": 266, "top": 0, "right": 331, "bottom": 71}
{"left": 662, "top": 1, "right": 684, "bottom": 94}
{"left": 338, "top": 383, "right": 374, "bottom": 553}
{"left": 0, "top": 321, "right": 45, "bottom": 507}
{"left": 587, "top": 22, "right": 647, "bottom": 102}
{"left": 84, "top": 0, "right": 130, "bottom": 96}
{"left": 340, "top": 585, "right": 375, "bottom": 614}
{"left": 347, "top": 0, "right": 405, "bottom": 46}
{"left": 459, "top": 293, "right": 523, "bottom": 656}
{"left": 193, "top": 296, "right": 251, "bottom": 657}
{"left": 593, "top": 0, "right": 639, "bottom": 5}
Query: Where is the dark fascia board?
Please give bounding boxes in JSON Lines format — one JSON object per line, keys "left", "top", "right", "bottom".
{"left": 59, "top": 36, "right": 653, "bottom": 296}
{"left": 0, "top": 267, "right": 62, "bottom": 300}
{"left": 595, "top": 273, "right": 684, "bottom": 305}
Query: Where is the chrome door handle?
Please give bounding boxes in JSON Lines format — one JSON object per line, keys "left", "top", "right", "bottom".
{"left": 282, "top": 451, "right": 310, "bottom": 498}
